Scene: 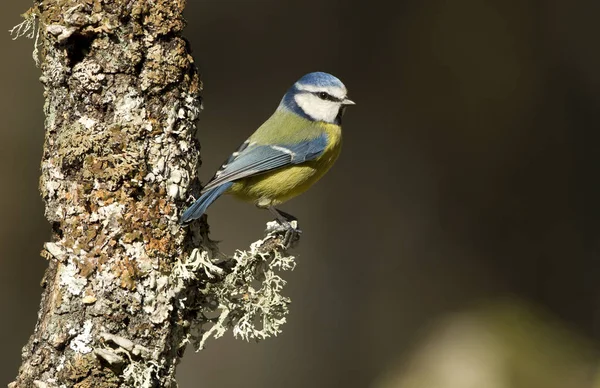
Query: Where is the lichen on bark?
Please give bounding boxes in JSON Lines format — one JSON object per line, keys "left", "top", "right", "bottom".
{"left": 12, "top": 0, "right": 202, "bottom": 386}
{"left": 11, "top": 1, "right": 298, "bottom": 387}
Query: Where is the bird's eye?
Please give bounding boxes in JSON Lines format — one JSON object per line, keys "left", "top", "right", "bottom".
{"left": 317, "top": 92, "right": 329, "bottom": 100}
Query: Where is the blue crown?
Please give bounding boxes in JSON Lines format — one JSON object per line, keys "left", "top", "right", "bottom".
{"left": 295, "top": 72, "right": 344, "bottom": 88}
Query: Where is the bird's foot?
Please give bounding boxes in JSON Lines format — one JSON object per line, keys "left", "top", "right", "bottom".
{"left": 266, "top": 220, "right": 302, "bottom": 249}
{"left": 282, "top": 224, "right": 302, "bottom": 248}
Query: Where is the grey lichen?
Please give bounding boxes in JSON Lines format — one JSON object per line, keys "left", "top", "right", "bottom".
{"left": 68, "top": 320, "right": 94, "bottom": 354}
{"left": 95, "top": 332, "right": 160, "bottom": 388}
{"left": 175, "top": 221, "right": 298, "bottom": 350}
{"left": 9, "top": 8, "right": 41, "bottom": 65}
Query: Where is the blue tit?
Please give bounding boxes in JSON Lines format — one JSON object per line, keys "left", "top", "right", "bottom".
{"left": 180, "top": 71, "right": 354, "bottom": 228}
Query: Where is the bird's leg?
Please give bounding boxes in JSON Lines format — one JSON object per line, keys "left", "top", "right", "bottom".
{"left": 267, "top": 206, "right": 292, "bottom": 226}
{"left": 275, "top": 208, "right": 297, "bottom": 222}
{"left": 267, "top": 206, "right": 301, "bottom": 247}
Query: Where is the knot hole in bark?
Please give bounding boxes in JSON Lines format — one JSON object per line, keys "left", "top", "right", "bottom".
{"left": 65, "top": 33, "right": 94, "bottom": 67}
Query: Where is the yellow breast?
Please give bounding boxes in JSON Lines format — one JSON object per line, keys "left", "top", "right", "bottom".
{"left": 230, "top": 123, "right": 342, "bottom": 207}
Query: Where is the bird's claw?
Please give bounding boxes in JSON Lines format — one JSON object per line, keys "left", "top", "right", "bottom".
{"left": 282, "top": 226, "right": 301, "bottom": 248}
{"left": 266, "top": 220, "right": 301, "bottom": 248}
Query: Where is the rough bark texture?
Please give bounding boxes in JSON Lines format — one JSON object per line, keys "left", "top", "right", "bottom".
{"left": 11, "top": 0, "right": 203, "bottom": 386}
{"left": 10, "top": 1, "right": 297, "bottom": 387}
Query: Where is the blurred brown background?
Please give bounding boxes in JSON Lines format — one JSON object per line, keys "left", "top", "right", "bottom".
{"left": 1, "top": 0, "right": 599, "bottom": 387}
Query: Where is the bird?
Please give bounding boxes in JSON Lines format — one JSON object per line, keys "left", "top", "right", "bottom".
{"left": 180, "top": 71, "right": 354, "bottom": 237}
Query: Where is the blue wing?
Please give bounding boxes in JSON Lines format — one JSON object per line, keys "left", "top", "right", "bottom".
{"left": 201, "top": 134, "right": 328, "bottom": 193}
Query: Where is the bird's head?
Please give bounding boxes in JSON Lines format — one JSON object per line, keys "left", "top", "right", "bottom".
{"left": 280, "top": 72, "right": 355, "bottom": 124}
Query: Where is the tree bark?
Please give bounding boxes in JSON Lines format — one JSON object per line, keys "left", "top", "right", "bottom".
{"left": 10, "top": 2, "right": 297, "bottom": 387}
{"left": 11, "top": 1, "right": 203, "bottom": 386}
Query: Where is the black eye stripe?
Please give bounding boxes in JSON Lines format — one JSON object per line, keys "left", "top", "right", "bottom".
{"left": 314, "top": 91, "right": 342, "bottom": 102}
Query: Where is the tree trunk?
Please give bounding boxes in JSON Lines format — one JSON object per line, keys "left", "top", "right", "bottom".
{"left": 11, "top": 0, "right": 203, "bottom": 386}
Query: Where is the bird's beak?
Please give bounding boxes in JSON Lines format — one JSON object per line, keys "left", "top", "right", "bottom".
{"left": 342, "top": 98, "right": 356, "bottom": 106}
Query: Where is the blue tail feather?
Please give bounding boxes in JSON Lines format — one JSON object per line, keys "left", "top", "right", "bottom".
{"left": 180, "top": 182, "right": 232, "bottom": 224}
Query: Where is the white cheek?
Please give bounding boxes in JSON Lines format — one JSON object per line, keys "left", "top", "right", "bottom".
{"left": 294, "top": 94, "right": 339, "bottom": 123}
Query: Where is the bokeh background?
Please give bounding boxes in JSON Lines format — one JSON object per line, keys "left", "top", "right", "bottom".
{"left": 2, "top": 0, "right": 599, "bottom": 387}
